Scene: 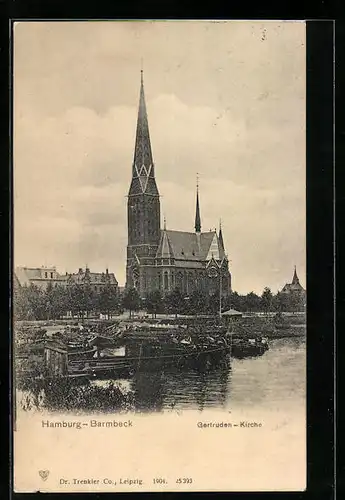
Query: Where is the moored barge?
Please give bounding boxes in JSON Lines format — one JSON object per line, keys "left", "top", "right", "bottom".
{"left": 44, "top": 328, "right": 231, "bottom": 379}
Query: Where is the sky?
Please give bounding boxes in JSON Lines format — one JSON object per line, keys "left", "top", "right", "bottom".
{"left": 14, "top": 21, "right": 306, "bottom": 294}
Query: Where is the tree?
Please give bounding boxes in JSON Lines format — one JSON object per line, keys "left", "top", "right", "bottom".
{"left": 164, "top": 288, "right": 185, "bottom": 318}
{"left": 146, "top": 290, "right": 163, "bottom": 318}
{"left": 13, "top": 284, "right": 32, "bottom": 320}
{"left": 45, "top": 283, "right": 68, "bottom": 320}
{"left": 272, "top": 291, "right": 289, "bottom": 313}
{"left": 98, "top": 285, "right": 119, "bottom": 318}
{"left": 54, "top": 285, "right": 69, "bottom": 319}
{"left": 83, "top": 282, "right": 95, "bottom": 319}
{"left": 207, "top": 293, "right": 219, "bottom": 315}
{"left": 45, "top": 282, "right": 54, "bottom": 320}
{"left": 244, "top": 292, "right": 261, "bottom": 312}
{"left": 26, "top": 284, "right": 47, "bottom": 320}
{"left": 68, "top": 284, "right": 84, "bottom": 319}
{"left": 121, "top": 288, "right": 140, "bottom": 318}
{"left": 261, "top": 287, "right": 273, "bottom": 314}
{"left": 289, "top": 292, "right": 304, "bottom": 313}
{"left": 228, "top": 291, "right": 244, "bottom": 311}
{"left": 189, "top": 289, "right": 207, "bottom": 316}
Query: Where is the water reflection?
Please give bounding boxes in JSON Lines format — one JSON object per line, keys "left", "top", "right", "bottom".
{"left": 130, "top": 365, "right": 231, "bottom": 412}
{"left": 17, "top": 337, "right": 305, "bottom": 414}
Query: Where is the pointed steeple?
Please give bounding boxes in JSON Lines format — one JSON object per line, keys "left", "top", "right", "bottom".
{"left": 195, "top": 174, "right": 201, "bottom": 233}
{"left": 292, "top": 265, "right": 299, "bottom": 285}
{"left": 219, "top": 219, "right": 224, "bottom": 250}
{"left": 134, "top": 67, "right": 153, "bottom": 172}
{"left": 129, "top": 68, "right": 158, "bottom": 196}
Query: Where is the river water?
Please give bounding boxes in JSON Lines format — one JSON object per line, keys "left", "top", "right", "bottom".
{"left": 16, "top": 337, "right": 305, "bottom": 414}
{"left": 93, "top": 336, "right": 306, "bottom": 413}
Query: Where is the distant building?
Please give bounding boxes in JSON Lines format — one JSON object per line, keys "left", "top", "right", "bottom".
{"left": 125, "top": 70, "right": 231, "bottom": 298}
{"left": 15, "top": 266, "right": 68, "bottom": 290}
{"left": 281, "top": 267, "right": 306, "bottom": 301}
{"left": 67, "top": 267, "right": 118, "bottom": 294}
{"left": 15, "top": 265, "right": 119, "bottom": 294}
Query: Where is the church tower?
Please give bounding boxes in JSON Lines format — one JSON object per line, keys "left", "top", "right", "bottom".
{"left": 126, "top": 70, "right": 161, "bottom": 294}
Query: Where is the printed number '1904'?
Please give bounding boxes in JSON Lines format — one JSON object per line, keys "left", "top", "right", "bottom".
{"left": 153, "top": 478, "right": 167, "bottom": 484}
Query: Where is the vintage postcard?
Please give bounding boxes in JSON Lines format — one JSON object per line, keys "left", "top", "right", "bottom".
{"left": 13, "top": 20, "right": 306, "bottom": 492}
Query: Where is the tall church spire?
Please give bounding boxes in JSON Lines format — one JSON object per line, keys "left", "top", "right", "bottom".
{"left": 134, "top": 67, "right": 153, "bottom": 170}
{"left": 128, "top": 69, "right": 158, "bottom": 196}
{"left": 195, "top": 174, "right": 201, "bottom": 233}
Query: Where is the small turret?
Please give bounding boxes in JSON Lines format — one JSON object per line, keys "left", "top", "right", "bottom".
{"left": 292, "top": 265, "right": 300, "bottom": 285}
{"left": 195, "top": 175, "right": 201, "bottom": 233}
{"left": 219, "top": 219, "right": 224, "bottom": 250}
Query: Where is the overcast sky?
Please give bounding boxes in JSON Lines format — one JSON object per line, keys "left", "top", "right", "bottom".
{"left": 14, "top": 21, "right": 306, "bottom": 294}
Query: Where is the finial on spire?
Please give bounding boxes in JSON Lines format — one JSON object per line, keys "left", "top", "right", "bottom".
{"left": 140, "top": 58, "right": 144, "bottom": 84}
{"left": 163, "top": 215, "right": 166, "bottom": 230}
{"left": 196, "top": 172, "right": 199, "bottom": 191}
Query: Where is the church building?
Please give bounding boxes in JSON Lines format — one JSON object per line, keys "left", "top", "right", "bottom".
{"left": 281, "top": 267, "right": 306, "bottom": 299}
{"left": 125, "top": 71, "right": 231, "bottom": 299}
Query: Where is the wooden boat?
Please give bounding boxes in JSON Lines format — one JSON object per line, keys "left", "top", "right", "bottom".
{"left": 230, "top": 336, "right": 269, "bottom": 359}
{"left": 44, "top": 332, "right": 231, "bottom": 379}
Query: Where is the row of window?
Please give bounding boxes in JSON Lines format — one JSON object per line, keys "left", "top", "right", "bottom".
{"left": 138, "top": 270, "right": 229, "bottom": 293}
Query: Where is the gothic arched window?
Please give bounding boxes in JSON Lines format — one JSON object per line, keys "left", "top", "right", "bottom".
{"left": 184, "top": 272, "right": 188, "bottom": 295}
{"left": 164, "top": 271, "right": 169, "bottom": 291}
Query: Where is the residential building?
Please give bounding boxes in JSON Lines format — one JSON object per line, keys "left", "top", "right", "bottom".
{"left": 15, "top": 266, "right": 68, "bottom": 290}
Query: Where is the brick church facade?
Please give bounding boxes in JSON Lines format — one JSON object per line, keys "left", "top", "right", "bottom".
{"left": 125, "top": 71, "right": 232, "bottom": 299}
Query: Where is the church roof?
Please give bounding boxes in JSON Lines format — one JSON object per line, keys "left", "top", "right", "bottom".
{"left": 156, "top": 229, "right": 225, "bottom": 263}
{"left": 156, "top": 229, "right": 174, "bottom": 258}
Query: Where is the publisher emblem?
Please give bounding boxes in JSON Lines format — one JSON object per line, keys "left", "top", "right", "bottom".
{"left": 39, "top": 470, "right": 50, "bottom": 481}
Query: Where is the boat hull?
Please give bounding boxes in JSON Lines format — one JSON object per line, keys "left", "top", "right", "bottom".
{"left": 67, "top": 344, "right": 231, "bottom": 378}
{"left": 230, "top": 343, "right": 269, "bottom": 359}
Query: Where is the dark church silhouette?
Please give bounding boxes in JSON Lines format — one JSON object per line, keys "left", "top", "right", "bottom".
{"left": 126, "top": 71, "right": 231, "bottom": 298}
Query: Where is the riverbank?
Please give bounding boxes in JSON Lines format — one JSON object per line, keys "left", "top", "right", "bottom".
{"left": 14, "top": 313, "right": 306, "bottom": 341}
